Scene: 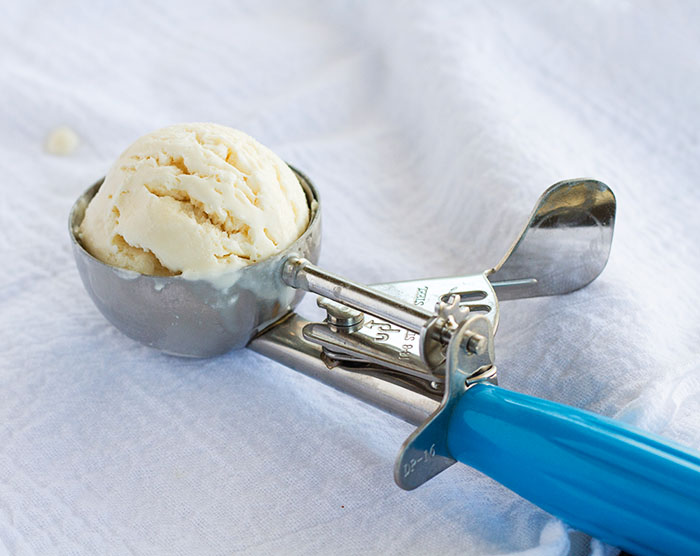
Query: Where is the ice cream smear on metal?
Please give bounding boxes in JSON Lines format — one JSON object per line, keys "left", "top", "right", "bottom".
{"left": 78, "top": 123, "right": 310, "bottom": 287}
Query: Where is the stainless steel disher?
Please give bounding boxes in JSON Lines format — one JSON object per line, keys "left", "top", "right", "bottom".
{"left": 69, "top": 170, "right": 700, "bottom": 556}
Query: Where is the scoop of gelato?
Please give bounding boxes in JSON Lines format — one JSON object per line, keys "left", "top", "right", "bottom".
{"left": 79, "top": 123, "right": 309, "bottom": 278}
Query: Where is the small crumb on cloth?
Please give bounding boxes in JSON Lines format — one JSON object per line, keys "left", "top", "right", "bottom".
{"left": 46, "top": 126, "right": 79, "bottom": 155}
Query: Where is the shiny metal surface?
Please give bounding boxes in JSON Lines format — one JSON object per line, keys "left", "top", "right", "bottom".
{"left": 315, "top": 273, "right": 498, "bottom": 374}
{"left": 488, "top": 179, "right": 615, "bottom": 300}
{"left": 249, "top": 314, "right": 439, "bottom": 426}
{"left": 302, "top": 321, "right": 438, "bottom": 382}
{"left": 420, "top": 293, "right": 477, "bottom": 369}
{"left": 70, "top": 172, "right": 616, "bottom": 433}
{"left": 283, "top": 257, "right": 434, "bottom": 333}
{"left": 249, "top": 178, "right": 616, "bottom": 434}
{"left": 394, "top": 315, "right": 496, "bottom": 490}
{"left": 303, "top": 272, "right": 499, "bottom": 388}
{"left": 69, "top": 168, "right": 321, "bottom": 357}
{"left": 316, "top": 297, "right": 364, "bottom": 330}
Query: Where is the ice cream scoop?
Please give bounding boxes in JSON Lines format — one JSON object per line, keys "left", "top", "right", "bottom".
{"left": 79, "top": 123, "right": 309, "bottom": 279}
{"left": 70, "top": 138, "right": 700, "bottom": 556}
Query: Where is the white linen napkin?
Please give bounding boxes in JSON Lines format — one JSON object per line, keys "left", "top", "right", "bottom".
{"left": 2, "top": 1, "right": 699, "bottom": 554}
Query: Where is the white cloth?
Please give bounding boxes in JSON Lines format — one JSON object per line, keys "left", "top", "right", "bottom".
{"left": 2, "top": 1, "right": 699, "bottom": 554}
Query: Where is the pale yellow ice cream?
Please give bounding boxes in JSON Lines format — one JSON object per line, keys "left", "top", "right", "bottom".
{"left": 79, "top": 123, "right": 309, "bottom": 278}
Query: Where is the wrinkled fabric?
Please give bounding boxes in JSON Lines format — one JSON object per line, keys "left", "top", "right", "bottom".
{"left": 1, "top": 1, "right": 699, "bottom": 555}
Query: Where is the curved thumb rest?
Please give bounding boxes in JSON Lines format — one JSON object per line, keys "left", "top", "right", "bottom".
{"left": 447, "top": 383, "right": 700, "bottom": 556}
{"left": 488, "top": 179, "right": 616, "bottom": 300}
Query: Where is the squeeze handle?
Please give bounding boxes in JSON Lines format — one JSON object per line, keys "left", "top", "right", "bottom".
{"left": 447, "top": 383, "right": 700, "bottom": 556}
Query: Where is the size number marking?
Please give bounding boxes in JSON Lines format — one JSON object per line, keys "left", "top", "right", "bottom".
{"left": 402, "top": 443, "right": 437, "bottom": 478}
{"left": 398, "top": 330, "right": 417, "bottom": 360}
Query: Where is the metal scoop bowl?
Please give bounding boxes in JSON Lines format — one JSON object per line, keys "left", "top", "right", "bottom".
{"left": 69, "top": 168, "right": 321, "bottom": 357}
{"left": 69, "top": 171, "right": 700, "bottom": 556}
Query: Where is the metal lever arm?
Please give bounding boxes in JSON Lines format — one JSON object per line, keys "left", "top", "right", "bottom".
{"left": 283, "top": 257, "right": 434, "bottom": 333}
{"left": 447, "top": 384, "right": 700, "bottom": 556}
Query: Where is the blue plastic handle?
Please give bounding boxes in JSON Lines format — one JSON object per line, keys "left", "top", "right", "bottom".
{"left": 447, "top": 383, "right": 700, "bottom": 556}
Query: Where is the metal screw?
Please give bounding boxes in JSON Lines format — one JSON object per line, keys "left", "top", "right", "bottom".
{"left": 465, "top": 332, "right": 487, "bottom": 355}
{"left": 317, "top": 297, "right": 364, "bottom": 331}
